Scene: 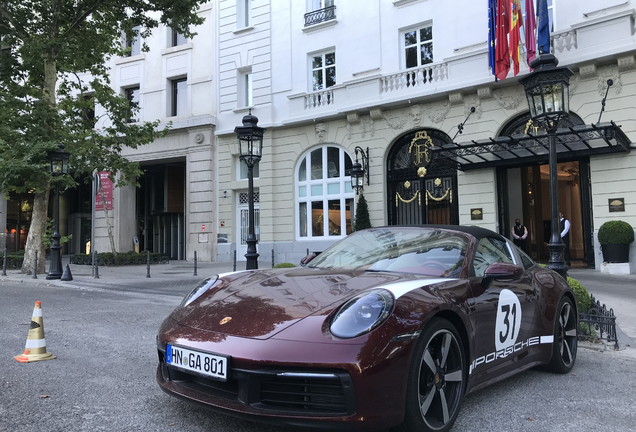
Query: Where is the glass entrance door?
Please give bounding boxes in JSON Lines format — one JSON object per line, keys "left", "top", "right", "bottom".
{"left": 499, "top": 160, "right": 591, "bottom": 267}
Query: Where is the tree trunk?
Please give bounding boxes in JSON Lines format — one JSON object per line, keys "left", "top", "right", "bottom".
{"left": 20, "top": 190, "right": 50, "bottom": 274}
{"left": 99, "top": 180, "right": 117, "bottom": 256}
{"left": 21, "top": 55, "right": 59, "bottom": 275}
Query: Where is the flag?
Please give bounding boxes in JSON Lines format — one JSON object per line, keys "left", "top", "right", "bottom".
{"left": 509, "top": 0, "right": 523, "bottom": 76}
{"left": 537, "top": 0, "right": 550, "bottom": 54}
{"left": 525, "top": 0, "right": 537, "bottom": 66}
{"left": 495, "top": 0, "right": 510, "bottom": 80}
{"left": 488, "top": 0, "right": 498, "bottom": 80}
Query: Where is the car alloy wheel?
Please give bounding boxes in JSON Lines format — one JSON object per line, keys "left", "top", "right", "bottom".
{"left": 547, "top": 296, "right": 578, "bottom": 373}
{"left": 401, "top": 318, "right": 466, "bottom": 432}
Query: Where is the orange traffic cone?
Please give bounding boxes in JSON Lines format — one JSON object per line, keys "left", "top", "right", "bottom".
{"left": 14, "top": 301, "right": 56, "bottom": 363}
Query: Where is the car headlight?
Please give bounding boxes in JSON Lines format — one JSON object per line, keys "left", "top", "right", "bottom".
{"left": 330, "top": 290, "right": 394, "bottom": 339}
{"left": 180, "top": 276, "right": 219, "bottom": 308}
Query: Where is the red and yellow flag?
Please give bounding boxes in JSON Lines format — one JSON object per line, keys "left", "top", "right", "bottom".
{"left": 509, "top": 0, "right": 523, "bottom": 76}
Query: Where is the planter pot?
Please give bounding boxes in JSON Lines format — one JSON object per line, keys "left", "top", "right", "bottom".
{"left": 601, "top": 243, "right": 630, "bottom": 263}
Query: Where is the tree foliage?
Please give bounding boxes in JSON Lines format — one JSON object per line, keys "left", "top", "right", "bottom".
{"left": 0, "top": 0, "right": 207, "bottom": 272}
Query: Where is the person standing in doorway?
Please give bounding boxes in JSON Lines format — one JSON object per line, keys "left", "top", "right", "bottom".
{"left": 559, "top": 211, "right": 571, "bottom": 267}
{"left": 512, "top": 219, "right": 529, "bottom": 253}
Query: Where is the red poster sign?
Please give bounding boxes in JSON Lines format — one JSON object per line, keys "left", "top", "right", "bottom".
{"left": 95, "top": 172, "right": 113, "bottom": 211}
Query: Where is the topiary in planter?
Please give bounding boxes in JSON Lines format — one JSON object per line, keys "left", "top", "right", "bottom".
{"left": 598, "top": 220, "right": 635, "bottom": 245}
{"left": 598, "top": 220, "right": 634, "bottom": 263}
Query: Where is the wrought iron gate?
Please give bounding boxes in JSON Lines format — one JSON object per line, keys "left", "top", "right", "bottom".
{"left": 387, "top": 129, "right": 458, "bottom": 226}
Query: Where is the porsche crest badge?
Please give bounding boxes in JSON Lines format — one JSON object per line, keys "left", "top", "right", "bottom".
{"left": 220, "top": 317, "right": 232, "bottom": 325}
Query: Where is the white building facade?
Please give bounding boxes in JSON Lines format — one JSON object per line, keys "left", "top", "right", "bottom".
{"left": 214, "top": 0, "right": 636, "bottom": 273}
{"left": 87, "top": 3, "right": 219, "bottom": 261}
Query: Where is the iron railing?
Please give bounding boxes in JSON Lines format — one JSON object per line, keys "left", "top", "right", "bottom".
{"left": 579, "top": 294, "right": 619, "bottom": 349}
{"left": 304, "top": 6, "right": 336, "bottom": 27}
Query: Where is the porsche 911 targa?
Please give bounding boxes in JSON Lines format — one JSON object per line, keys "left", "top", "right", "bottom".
{"left": 157, "top": 226, "right": 577, "bottom": 432}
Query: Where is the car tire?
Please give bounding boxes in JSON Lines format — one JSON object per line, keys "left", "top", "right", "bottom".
{"left": 399, "top": 318, "right": 466, "bottom": 432}
{"left": 546, "top": 296, "right": 578, "bottom": 374}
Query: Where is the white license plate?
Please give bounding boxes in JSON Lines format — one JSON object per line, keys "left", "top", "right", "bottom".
{"left": 166, "top": 345, "right": 229, "bottom": 381}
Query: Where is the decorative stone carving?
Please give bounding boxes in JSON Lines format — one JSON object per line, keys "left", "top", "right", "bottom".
{"left": 384, "top": 109, "right": 407, "bottom": 131}
{"left": 315, "top": 122, "right": 328, "bottom": 143}
{"left": 597, "top": 65, "right": 621, "bottom": 95}
{"left": 369, "top": 108, "right": 384, "bottom": 120}
{"left": 463, "top": 94, "right": 482, "bottom": 119}
{"left": 194, "top": 132, "right": 204, "bottom": 144}
{"left": 493, "top": 88, "right": 524, "bottom": 110}
{"left": 579, "top": 63, "right": 597, "bottom": 80}
{"left": 425, "top": 101, "right": 451, "bottom": 124}
{"left": 346, "top": 113, "right": 360, "bottom": 124}
{"left": 449, "top": 92, "right": 463, "bottom": 105}
{"left": 409, "top": 104, "right": 424, "bottom": 127}
{"left": 617, "top": 55, "right": 635, "bottom": 72}
{"left": 477, "top": 86, "right": 493, "bottom": 100}
{"left": 569, "top": 73, "right": 581, "bottom": 95}
{"left": 360, "top": 115, "right": 375, "bottom": 138}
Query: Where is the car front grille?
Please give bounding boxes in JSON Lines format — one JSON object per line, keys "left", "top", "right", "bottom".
{"left": 259, "top": 375, "right": 349, "bottom": 414}
{"left": 159, "top": 350, "right": 355, "bottom": 416}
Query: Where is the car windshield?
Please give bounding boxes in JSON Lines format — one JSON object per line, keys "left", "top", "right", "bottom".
{"left": 308, "top": 227, "right": 468, "bottom": 278}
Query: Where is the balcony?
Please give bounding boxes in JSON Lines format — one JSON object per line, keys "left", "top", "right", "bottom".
{"left": 304, "top": 6, "right": 336, "bottom": 27}
{"left": 285, "top": 9, "right": 634, "bottom": 123}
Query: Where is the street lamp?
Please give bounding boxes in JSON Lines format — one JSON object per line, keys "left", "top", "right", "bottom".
{"left": 519, "top": 53, "right": 573, "bottom": 279}
{"left": 235, "top": 110, "right": 265, "bottom": 270}
{"left": 46, "top": 143, "right": 70, "bottom": 280}
{"left": 350, "top": 146, "right": 369, "bottom": 195}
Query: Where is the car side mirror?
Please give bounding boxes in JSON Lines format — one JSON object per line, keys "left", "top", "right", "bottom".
{"left": 300, "top": 254, "right": 316, "bottom": 267}
{"left": 482, "top": 262, "right": 523, "bottom": 289}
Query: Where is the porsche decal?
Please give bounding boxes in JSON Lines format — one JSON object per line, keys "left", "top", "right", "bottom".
{"left": 469, "top": 335, "right": 554, "bottom": 375}
{"left": 381, "top": 279, "right": 454, "bottom": 299}
{"left": 495, "top": 289, "right": 522, "bottom": 352}
{"left": 469, "top": 289, "right": 553, "bottom": 375}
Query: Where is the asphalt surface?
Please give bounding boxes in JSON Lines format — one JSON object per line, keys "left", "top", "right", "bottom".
{"left": 1, "top": 260, "right": 635, "bottom": 431}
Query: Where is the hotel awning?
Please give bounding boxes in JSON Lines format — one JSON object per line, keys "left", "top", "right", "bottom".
{"left": 434, "top": 122, "right": 632, "bottom": 171}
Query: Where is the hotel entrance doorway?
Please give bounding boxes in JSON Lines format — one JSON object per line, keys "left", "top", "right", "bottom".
{"left": 497, "top": 159, "right": 594, "bottom": 268}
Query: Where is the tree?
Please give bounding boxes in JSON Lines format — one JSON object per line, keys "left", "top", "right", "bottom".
{"left": 353, "top": 193, "right": 372, "bottom": 232}
{"left": 0, "top": 1, "right": 206, "bottom": 274}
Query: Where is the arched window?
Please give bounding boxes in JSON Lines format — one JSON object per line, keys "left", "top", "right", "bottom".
{"left": 296, "top": 146, "right": 354, "bottom": 239}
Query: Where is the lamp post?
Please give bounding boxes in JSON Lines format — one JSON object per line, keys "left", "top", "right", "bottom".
{"left": 235, "top": 110, "right": 265, "bottom": 270}
{"left": 46, "top": 143, "right": 70, "bottom": 280}
{"left": 519, "top": 53, "right": 573, "bottom": 280}
{"left": 350, "top": 146, "right": 369, "bottom": 195}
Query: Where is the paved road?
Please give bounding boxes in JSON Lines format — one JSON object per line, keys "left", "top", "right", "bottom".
{"left": 1, "top": 278, "right": 635, "bottom": 432}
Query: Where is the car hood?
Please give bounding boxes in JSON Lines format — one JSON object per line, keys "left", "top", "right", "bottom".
{"left": 170, "top": 267, "right": 444, "bottom": 340}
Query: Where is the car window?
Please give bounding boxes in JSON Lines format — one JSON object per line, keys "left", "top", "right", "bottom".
{"left": 472, "top": 237, "right": 514, "bottom": 277}
{"left": 516, "top": 246, "right": 536, "bottom": 270}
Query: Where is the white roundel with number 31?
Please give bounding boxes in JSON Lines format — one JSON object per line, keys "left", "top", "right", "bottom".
{"left": 495, "top": 289, "right": 522, "bottom": 352}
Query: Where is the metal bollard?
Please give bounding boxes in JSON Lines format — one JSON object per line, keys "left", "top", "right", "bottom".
{"left": 193, "top": 251, "right": 198, "bottom": 277}
{"left": 272, "top": 249, "right": 275, "bottom": 269}
{"left": 94, "top": 250, "right": 100, "bottom": 279}
{"left": 307, "top": 248, "right": 309, "bottom": 256}
{"left": 2, "top": 247, "right": 7, "bottom": 276}
{"left": 32, "top": 251, "right": 38, "bottom": 279}
{"left": 233, "top": 250, "right": 237, "bottom": 272}
{"left": 146, "top": 250, "right": 151, "bottom": 278}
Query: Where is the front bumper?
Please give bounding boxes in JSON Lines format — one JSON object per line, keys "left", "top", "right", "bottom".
{"left": 156, "top": 321, "right": 414, "bottom": 431}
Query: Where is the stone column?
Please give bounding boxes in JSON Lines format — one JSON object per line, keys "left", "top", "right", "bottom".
{"left": 186, "top": 128, "right": 216, "bottom": 262}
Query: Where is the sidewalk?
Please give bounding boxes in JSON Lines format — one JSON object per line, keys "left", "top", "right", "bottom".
{"left": 0, "top": 256, "right": 274, "bottom": 295}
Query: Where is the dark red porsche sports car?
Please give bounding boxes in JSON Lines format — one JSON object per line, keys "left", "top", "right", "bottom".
{"left": 157, "top": 226, "right": 578, "bottom": 432}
